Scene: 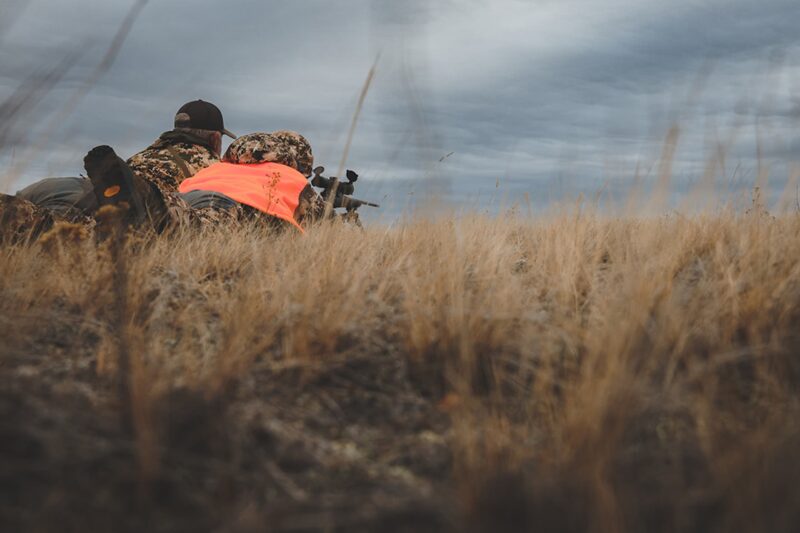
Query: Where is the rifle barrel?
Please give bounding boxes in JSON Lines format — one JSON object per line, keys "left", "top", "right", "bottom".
{"left": 336, "top": 195, "right": 379, "bottom": 209}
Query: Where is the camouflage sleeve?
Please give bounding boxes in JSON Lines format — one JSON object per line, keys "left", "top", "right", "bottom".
{"left": 126, "top": 144, "right": 219, "bottom": 197}
{"left": 127, "top": 152, "right": 182, "bottom": 196}
{"left": 295, "top": 184, "right": 328, "bottom": 224}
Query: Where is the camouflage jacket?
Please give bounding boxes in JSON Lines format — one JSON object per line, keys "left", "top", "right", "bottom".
{"left": 127, "top": 128, "right": 219, "bottom": 196}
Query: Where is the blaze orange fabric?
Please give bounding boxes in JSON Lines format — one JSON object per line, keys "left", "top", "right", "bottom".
{"left": 179, "top": 161, "right": 308, "bottom": 231}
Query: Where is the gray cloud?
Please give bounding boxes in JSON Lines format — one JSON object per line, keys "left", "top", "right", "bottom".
{"left": 1, "top": 0, "right": 799, "bottom": 216}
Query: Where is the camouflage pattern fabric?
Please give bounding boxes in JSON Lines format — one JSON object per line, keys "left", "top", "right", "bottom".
{"left": 224, "top": 131, "right": 314, "bottom": 177}
{"left": 223, "top": 131, "right": 327, "bottom": 224}
{"left": 0, "top": 193, "right": 55, "bottom": 243}
{"left": 2, "top": 127, "right": 215, "bottom": 237}
{"left": 127, "top": 128, "right": 220, "bottom": 196}
{"left": 297, "top": 184, "right": 327, "bottom": 223}
{"left": 163, "top": 192, "right": 290, "bottom": 233}
{"left": 3, "top": 130, "right": 326, "bottom": 242}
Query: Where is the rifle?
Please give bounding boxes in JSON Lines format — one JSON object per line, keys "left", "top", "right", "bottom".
{"left": 310, "top": 166, "right": 380, "bottom": 214}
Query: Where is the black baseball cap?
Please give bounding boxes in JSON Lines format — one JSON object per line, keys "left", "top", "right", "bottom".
{"left": 174, "top": 100, "right": 237, "bottom": 138}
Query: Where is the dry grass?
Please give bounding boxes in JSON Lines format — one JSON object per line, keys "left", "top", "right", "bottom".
{"left": 2, "top": 208, "right": 800, "bottom": 532}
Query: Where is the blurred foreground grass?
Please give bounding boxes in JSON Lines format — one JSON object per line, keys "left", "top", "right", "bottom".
{"left": 1, "top": 210, "right": 799, "bottom": 532}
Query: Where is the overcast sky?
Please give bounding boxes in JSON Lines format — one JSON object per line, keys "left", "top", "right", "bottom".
{"left": 1, "top": 0, "right": 799, "bottom": 216}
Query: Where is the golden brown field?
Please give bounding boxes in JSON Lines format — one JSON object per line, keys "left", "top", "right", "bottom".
{"left": 2, "top": 209, "right": 800, "bottom": 532}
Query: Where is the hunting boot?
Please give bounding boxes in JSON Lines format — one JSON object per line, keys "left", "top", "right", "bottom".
{"left": 83, "top": 145, "right": 169, "bottom": 231}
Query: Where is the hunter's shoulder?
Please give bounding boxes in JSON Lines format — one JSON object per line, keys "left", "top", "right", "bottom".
{"left": 127, "top": 136, "right": 218, "bottom": 169}
{"left": 169, "top": 143, "right": 218, "bottom": 164}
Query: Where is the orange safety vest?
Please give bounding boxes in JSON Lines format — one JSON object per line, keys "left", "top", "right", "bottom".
{"left": 178, "top": 161, "right": 308, "bottom": 231}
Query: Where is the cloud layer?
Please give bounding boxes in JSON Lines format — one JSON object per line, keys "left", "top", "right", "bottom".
{"left": 1, "top": 0, "right": 799, "bottom": 216}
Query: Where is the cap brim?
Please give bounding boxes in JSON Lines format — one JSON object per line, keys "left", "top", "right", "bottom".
{"left": 222, "top": 128, "right": 237, "bottom": 139}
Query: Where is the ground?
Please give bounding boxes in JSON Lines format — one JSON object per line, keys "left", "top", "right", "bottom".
{"left": 2, "top": 212, "right": 800, "bottom": 532}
